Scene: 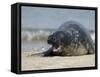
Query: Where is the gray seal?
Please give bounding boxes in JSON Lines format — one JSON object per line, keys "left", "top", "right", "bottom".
{"left": 43, "top": 21, "right": 94, "bottom": 56}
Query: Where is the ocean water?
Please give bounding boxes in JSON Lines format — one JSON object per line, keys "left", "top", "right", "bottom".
{"left": 21, "top": 28, "right": 54, "bottom": 50}
{"left": 21, "top": 28, "right": 55, "bottom": 41}
{"left": 21, "top": 28, "right": 95, "bottom": 50}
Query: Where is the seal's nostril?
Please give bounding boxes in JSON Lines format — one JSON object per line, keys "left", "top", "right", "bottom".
{"left": 47, "top": 40, "right": 50, "bottom": 44}
{"left": 47, "top": 38, "right": 52, "bottom": 44}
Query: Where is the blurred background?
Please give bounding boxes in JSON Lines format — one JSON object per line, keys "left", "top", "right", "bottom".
{"left": 21, "top": 6, "right": 95, "bottom": 50}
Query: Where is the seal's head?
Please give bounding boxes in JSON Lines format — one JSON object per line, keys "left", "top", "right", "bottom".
{"left": 47, "top": 31, "right": 66, "bottom": 55}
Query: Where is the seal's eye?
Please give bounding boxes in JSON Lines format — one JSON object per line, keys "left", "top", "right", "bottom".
{"left": 52, "top": 37, "right": 56, "bottom": 41}
{"left": 48, "top": 35, "right": 53, "bottom": 44}
{"left": 48, "top": 35, "right": 55, "bottom": 41}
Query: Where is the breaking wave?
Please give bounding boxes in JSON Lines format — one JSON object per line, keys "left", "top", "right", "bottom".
{"left": 22, "top": 28, "right": 95, "bottom": 42}
{"left": 21, "top": 28, "right": 55, "bottom": 41}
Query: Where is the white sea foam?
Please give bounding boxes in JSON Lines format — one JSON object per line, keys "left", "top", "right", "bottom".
{"left": 22, "top": 28, "right": 95, "bottom": 42}
{"left": 22, "top": 29, "right": 54, "bottom": 41}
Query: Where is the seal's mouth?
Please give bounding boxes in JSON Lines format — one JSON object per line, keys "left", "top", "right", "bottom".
{"left": 53, "top": 44, "right": 62, "bottom": 53}
{"left": 47, "top": 35, "right": 62, "bottom": 53}
{"left": 53, "top": 46, "right": 61, "bottom": 52}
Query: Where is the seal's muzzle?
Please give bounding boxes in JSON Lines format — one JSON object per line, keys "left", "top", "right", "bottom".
{"left": 47, "top": 34, "right": 62, "bottom": 54}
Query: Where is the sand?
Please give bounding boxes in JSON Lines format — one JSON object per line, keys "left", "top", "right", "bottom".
{"left": 21, "top": 50, "right": 95, "bottom": 71}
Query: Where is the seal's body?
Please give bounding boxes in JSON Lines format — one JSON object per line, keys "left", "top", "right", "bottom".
{"left": 43, "top": 21, "right": 94, "bottom": 56}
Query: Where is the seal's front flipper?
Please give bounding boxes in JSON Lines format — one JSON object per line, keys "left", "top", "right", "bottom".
{"left": 43, "top": 48, "right": 53, "bottom": 56}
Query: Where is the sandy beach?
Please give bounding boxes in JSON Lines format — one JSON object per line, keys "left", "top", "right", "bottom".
{"left": 21, "top": 49, "right": 95, "bottom": 71}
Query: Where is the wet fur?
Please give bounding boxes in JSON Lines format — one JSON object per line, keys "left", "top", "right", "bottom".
{"left": 44, "top": 21, "right": 94, "bottom": 56}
